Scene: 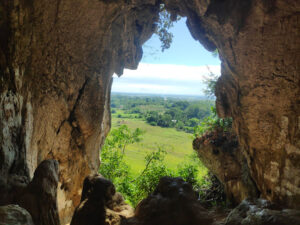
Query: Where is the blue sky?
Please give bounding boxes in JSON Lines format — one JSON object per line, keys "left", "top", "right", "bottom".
{"left": 112, "top": 18, "right": 221, "bottom": 96}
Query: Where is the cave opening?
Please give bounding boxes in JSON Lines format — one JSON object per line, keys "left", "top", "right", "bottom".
{"left": 1, "top": 0, "right": 299, "bottom": 224}
{"left": 99, "top": 15, "right": 227, "bottom": 209}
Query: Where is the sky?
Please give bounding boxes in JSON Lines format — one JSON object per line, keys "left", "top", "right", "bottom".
{"left": 112, "top": 17, "right": 221, "bottom": 96}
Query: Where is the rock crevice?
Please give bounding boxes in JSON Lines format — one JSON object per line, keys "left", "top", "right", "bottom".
{"left": 0, "top": 0, "right": 300, "bottom": 223}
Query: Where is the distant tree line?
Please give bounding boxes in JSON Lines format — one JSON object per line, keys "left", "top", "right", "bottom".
{"left": 110, "top": 95, "right": 214, "bottom": 133}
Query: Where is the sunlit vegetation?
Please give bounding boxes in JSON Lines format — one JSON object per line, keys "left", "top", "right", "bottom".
{"left": 111, "top": 94, "right": 214, "bottom": 133}
{"left": 100, "top": 73, "right": 232, "bottom": 207}
{"left": 100, "top": 124, "right": 208, "bottom": 207}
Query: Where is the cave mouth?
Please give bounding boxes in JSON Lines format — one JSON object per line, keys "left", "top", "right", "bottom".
{"left": 1, "top": 0, "right": 299, "bottom": 224}
{"left": 99, "top": 16, "right": 224, "bottom": 208}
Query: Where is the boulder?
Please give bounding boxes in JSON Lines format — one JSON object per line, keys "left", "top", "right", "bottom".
{"left": 17, "top": 159, "right": 60, "bottom": 225}
{"left": 0, "top": 204, "right": 34, "bottom": 225}
{"left": 126, "top": 176, "right": 214, "bottom": 225}
{"left": 71, "top": 175, "right": 133, "bottom": 225}
{"left": 225, "top": 198, "right": 300, "bottom": 225}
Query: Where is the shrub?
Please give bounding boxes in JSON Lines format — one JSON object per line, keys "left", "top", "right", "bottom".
{"left": 149, "top": 121, "right": 157, "bottom": 126}
{"left": 177, "top": 163, "right": 199, "bottom": 187}
{"left": 100, "top": 126, "right": 209, "bottom": 207}
{"left": 193, "top": 106, "right": 232, "bottom": 138}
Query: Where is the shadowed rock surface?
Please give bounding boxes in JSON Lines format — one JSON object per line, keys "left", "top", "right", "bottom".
{"left": 17, "top": 159, "right": 60, "bottom": 225}
{"left": 0, "top": 0, "right": 299, "bottom": 223}
{"left": 0, "top": 1, "right": 160, "bottom": 222}
{"left": 193, "top": 129, "right": 259, "bottom": 204}
{"left": 224, "top": 198, "right": 300, "bottom": 225}
{"left": 163, "top": 0, "right": 300, "bottom": 208}
{"left": 71, "top": 175, "right": 133, "bottom": 225}
{"left": 125, "top": 176, "right": 214, "bottom": 225}
{"left": 0, "top": 204, "right": 34, "bottom": 225}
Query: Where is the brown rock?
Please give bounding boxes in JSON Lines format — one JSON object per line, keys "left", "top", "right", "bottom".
{"left": 163, "top": 0, "right": 300, "bottom": 208}
{"left": 0, "top": 1, "right": 160, "bottom": 222}
{"left": 126, "top": 176, "right": 214, "bottom": 225}
{"left": 224, "top": 198, "right": 300, "bottom": 225}
{"left": 1, "top": 0, "right": 299, "bottom": 223}
{"left": 193, "top": 129, "right": 258, "bottom": 204}
{"left": 17, "top": 159, "right": 60, "bottom": 225}
{"left": 0, "top": 204, "right": 34, "bottom": 225}
{"left": 71, "top": 175, "right": 133, "bottom": 225}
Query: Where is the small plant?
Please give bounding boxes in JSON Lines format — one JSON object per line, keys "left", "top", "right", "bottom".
{"left": 177, "top": 163, "right": 199, "bottom": 187}
{"left": 193, "top": 106, "right": 233, "bottom": 138}
{"left": 155, "top": 4, "right": 180, "bottom": 52}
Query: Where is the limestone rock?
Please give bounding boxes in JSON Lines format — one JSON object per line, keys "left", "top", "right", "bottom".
{"left": 193, "top": 129, "right": 258, "bottom": 204}
{"left": 0, "top": 1, "right": 160, "bottom": 222}
{"left": 71, "top": 175, "right": 133, "bottom": 225}
{"left": 225, "top": 198, "right": 300, "bottom": 225}
{"left": 126, "top": 176, "right": 214, "bottom": 225}
{"left": 1, "top": 0, "right": 300, "bottom": 223}
{"left": 0, "top": 204, "right": 34, "bottom": 225}
{"left": 17, "top": 159, "right": 60, "bottom": 225}
{"left": 164, "top": 0, "right": 300, "bottom": 208}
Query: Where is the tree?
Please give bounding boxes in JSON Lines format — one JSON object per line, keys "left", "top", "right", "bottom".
{"left": 157, "top": 114, "right": 172, "bottom": 127}
{"left": 155, "top": 4, "right": 180, "bottom": 52}
{"left": 203, "top": 66, "right": 219, "bottom": 98}
{"left": 100, "top": 125, "right": 208, "bottom": 207}
{"left": 105, "top": 125, "right": 144, "bottom": 154}
{"left": 146, "top": 111, "right": 159, "bottom": 124}
{"left": 188, "top": 118, "right": 200, "bottom": 127}
{"left": 133, "top": 146, "right": 173, "bottom": 205}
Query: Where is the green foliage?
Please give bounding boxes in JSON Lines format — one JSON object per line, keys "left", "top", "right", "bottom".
{"left": 105, "top": 124, "right": 144, "bottom": 154}
{"left": 132, "top": 146, "right": 174, "bottom": 205}
{"left": 212, "top": 49, "right": 219, "bottom": 58}
{"left": 100, "top": 125, "right": 208, "bottom": 207}
{"left": 155, "top": 4, "right": 180, "bottom": 52}
{"left": 193, "top": 107, "right": 232, "bottom": 138}
{"left": 143, "top": 101, "right": 212, "bottom": 131}
{"left": 192, "top": 67, "right": 233, "bottom": 137}
{"left": 111, "top": 94, "right": 214, "bottom": 133}
{"left": 99, "top": 142, "right": 131, "bottom": 185}
{"left": 203, "top": 67, "right": 219, "bottom": 98}
{"left": 177, "top": 163, "right": 199, "bottom": 187}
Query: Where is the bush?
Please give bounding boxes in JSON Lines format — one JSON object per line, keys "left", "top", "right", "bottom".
{"left": 193, "top": 106, "right": 232, "bottom": 138}
{"left": 149, "top": 121, "right": 157, "bottom": 126}
{"left": 177, "top": 163, "right": 199, "bottom": 187}
{"left": 100, "top": 125, "right": 209, "bottom": 207}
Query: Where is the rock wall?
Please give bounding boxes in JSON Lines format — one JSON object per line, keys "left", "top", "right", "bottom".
{"left": 1, "top": 0, "right": 299, "bottom": 223}
{"left": 0, "top": 0, "right": 160, "bottom": 223}
{"left": 163, "top": 0, "right": 300, "bottom": 208}
{"left": 193, "top": 129, "right": 259, "bottom": 204}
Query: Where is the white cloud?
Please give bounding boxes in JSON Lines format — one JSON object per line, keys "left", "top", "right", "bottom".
{"left": 112, "top": 63, "right": 220, "bottom": 96}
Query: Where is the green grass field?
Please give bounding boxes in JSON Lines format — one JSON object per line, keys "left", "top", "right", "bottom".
{"left": 111, "top": 115, "right": 208, "bottom": 178}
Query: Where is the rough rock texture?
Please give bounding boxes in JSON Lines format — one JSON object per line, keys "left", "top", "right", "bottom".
{"left": 71, "top": 175, "right": 133, "bottom": 225}
{"left": 163, "top": 0, "right": 300, "bottom": 208}
{"left": 0, "top": 0, "right": 160, "bottom": 222}
{"left": 224, "top": 198, "right": 300, "bottom": 225}
{"left": 193, "top": 129, "right": 258, "bottom": 204}
{"left": 0, "top": 204, "right": 34, "bottom": 225}
{"left": 125, "top": 176, "right": 214, "bottom": 225}
{"left": 1, "top": 0, "right": 300, "bottom": 223}
{"left": 17, "top": 159, "right": 60, "bottom": 225}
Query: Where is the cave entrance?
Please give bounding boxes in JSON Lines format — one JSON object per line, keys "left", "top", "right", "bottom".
{"left": 100, "top": 16, "right": 223, "bottom": 207}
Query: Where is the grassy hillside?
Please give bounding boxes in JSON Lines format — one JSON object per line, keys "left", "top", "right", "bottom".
{"left": 111, "top": 116, "right": 207, "bottom": 178}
